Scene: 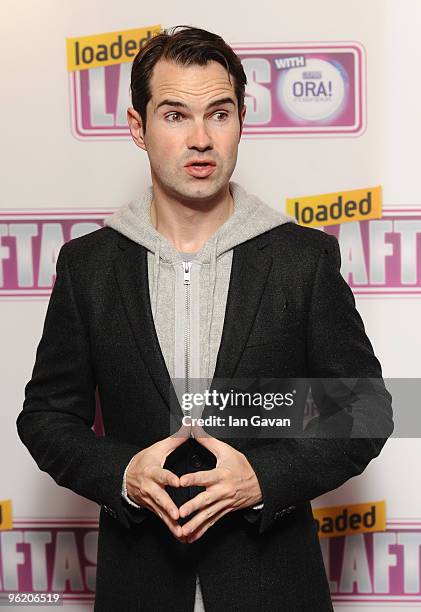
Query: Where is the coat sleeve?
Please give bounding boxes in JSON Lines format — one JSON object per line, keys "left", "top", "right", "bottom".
{"left": 242, "top": 233, "right": 394, "bottom": 535}
{"left": 16, "top": 243, "right": 147, "bottom": 530}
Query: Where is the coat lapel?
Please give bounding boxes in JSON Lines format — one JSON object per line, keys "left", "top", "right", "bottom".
{"left": 113, "top": 237, "right": 174, "bottom": 412}
{"left": 113, "top": 233, "right": 273, "bottom": 416}
{"left": 211, "top": 240, "right": 274, "bottom": 382}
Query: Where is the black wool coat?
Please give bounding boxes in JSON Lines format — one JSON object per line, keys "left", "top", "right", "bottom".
{"left": 16, "top": 221, "right": 393, "bottom": 611}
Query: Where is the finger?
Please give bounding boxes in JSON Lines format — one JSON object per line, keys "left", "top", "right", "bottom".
{"left": 143, "top": 465, "right": 180, "bottom": 489}
{"left": 191, "top": 422, "right": 211, "bottom": 441}
{"left": 147, "top": 492, "right": 184, "bottom": 539}
{"left": 182, "top": 498, "right": 227, "bottom": 535}
{"left": 179, "top": 488, "right": 215, "bottom": 518}
{"left": 149, "top": 484, "right": 180, "bottom": 521}
{"left": 179, "top": 469, "right": 220, "bottom": 488}
{"left": 174, "top": 421, "right": 192, "bottom": 438}
{"left": 187, "top": 506, "right": 230, "bottom": 543}
{"left": 160, "top": 426, "right": 191, "bottom": 455}
{"left": 151, "top": 504, "right": 184, "bottom": 540}
{"left": 157, "top": 468, "right": 180, "bottom": 488}
{"left": 191, "top": 425, "right": 227, "bottom": 455}
{"left": 182, "top": 501, "right": 229, "bottom": 541}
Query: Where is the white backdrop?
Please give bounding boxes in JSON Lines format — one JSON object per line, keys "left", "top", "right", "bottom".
{"left": 1, "top": 0, "right": 420, "bottom": 609}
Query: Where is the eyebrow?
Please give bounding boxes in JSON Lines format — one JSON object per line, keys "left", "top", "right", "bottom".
{"left": 155, "top": 97, "right": 236, "bottom": 112}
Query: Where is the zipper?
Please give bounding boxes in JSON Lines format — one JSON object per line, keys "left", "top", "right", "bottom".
{"left": 183, "top": 261, "right": 192, "bottom": 401}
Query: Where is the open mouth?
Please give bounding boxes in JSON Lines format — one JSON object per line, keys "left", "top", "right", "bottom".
{"left": 185, "top": 162, "right": 216, "bottom": 177}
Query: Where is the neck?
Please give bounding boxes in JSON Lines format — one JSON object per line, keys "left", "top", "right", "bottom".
{"left": 149, "top": 181, "right": 234, "bottom": 253}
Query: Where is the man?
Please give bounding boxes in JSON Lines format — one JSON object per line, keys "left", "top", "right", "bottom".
{"left": 17, "top": 25, "right": 393, "bottom": 611}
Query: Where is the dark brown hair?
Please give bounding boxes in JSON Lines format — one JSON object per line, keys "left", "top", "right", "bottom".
{"left": 130, "top": 25, "right": 247, "bottom": 131}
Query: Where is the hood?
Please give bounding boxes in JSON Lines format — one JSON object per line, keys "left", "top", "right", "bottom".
{"left": 105, "top": 180, "right": 295, "bottom": 258}
{"left": 105, "top": 180, "right": 296, "bottom": 321}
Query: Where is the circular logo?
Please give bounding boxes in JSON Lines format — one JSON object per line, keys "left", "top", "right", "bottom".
{"left": 277, "top": 58, "right": 347, "bottom": 122}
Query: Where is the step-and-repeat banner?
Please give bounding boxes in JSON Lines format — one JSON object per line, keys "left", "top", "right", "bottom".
{"left": 1, "top": 1, "right": 420, "bottom": 610}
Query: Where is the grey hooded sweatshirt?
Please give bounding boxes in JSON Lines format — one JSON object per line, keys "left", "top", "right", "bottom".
{"left": 104, "top": 180, "right": 295, "bottom": 611}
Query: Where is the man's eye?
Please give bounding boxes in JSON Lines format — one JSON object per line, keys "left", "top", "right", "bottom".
{"left": 166, "top": 112, "right": 182, "bottom": 122}
{"left": 164, "top": 111, "right": 228, "bottom": 122}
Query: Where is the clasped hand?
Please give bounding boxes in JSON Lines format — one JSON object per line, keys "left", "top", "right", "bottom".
{"left": 125, "top": 423, "right": 263, "bottom": 543}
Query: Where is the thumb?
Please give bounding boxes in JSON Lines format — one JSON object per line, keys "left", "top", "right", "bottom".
{"left": 191, "top": 423, "right": 222, "bottom": 455}
{"left": 161, "top": 422, "right": 191, "bottom": 454}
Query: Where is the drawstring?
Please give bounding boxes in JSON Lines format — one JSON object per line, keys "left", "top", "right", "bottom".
{"left": 206, "top": 235, "right": 219, "bottom": 379}
{"left": 152, "top": 239, "right": 161, "bottom": 319}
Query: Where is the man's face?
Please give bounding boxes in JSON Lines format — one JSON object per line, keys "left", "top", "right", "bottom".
{"left": 128, "top": 59, "right": 246, "bottom": 202}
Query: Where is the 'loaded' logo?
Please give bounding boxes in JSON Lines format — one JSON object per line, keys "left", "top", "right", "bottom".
{"left": 286, "top": 186, "right": 382, "bottom": 227}
{"left": 66, "top": 26, "right": 161, "bottom": 71}
{"left": 313, "top": 500, "right": 386, "bottom": 539}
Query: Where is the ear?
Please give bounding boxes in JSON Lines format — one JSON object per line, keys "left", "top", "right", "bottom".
{"left": 127, "top": 106, "right": 147, "bottom": 151}
{"left": 239, "top": 104, "right": 247, "bottom": 140}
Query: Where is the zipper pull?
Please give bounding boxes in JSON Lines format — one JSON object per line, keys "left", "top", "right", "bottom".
{"left": 183, "top": 261, "right": 192, "bottom": 285}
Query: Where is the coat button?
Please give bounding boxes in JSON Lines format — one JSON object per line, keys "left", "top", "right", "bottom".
{"left": 103, "top": 505, "right": 117, "bottom": 518}
{"left": 190, "top": 454, "right": 202, "bottom": 468}
{"left": 274, "top": 509, "right": 286, "bottom": 520}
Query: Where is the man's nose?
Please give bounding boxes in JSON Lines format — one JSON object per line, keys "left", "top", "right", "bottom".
{"left": 186, "top": 119, "right": 213, "bottom": 151}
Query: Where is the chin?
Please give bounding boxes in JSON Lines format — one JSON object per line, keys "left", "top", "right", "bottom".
{"left": 174, "top": 182, "right": 222, "bottom": 201}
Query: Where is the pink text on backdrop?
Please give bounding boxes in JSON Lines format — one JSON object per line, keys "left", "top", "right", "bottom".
{"left": 68, "top": 42, "right": 365, "bottom": 140}
{"left": 324, "top": 207, "right": 421, "bottom": 295}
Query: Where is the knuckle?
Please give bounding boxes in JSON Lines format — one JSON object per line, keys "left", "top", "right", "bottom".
{"left": 136, "top": 486, "right": 147, "bottom": 501}
{"left": 137, "top": 476, "right": 149, "bottom": 495}
{"left": 222, "top": 488, "right": 231, "bottom": 500}
{"left": 140, "top": 485, "right": 151, "bottom": 500}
